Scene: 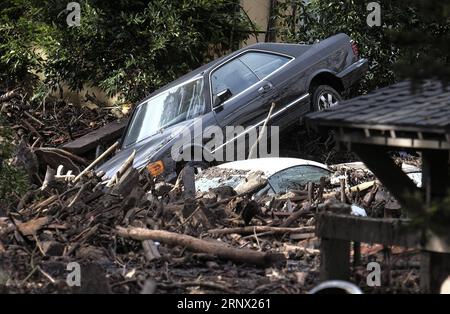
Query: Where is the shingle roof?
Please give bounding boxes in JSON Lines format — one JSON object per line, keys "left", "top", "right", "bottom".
{"left": 307, "top": 80, "right": 450, "bottom": 133}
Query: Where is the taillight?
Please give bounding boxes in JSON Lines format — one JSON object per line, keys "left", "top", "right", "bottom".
{"left": 350, "top": 40, "right": 359, "bottom": 58}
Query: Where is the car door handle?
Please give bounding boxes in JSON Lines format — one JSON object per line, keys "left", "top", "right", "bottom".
{"left": 258, "top": 82, "right": 273, "bottom": 94}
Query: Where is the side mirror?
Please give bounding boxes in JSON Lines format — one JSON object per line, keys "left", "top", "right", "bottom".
{"left": 213, "top": 89, "right": 232, "bottom": 107}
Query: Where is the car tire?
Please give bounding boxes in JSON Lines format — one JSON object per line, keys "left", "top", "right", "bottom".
{"left": 311, "top": 85, "right": 342, "bottom": 112}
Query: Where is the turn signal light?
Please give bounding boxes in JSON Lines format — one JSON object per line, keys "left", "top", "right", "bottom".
{"left": 147, "top": 160, "right": 164, "bottom": 177}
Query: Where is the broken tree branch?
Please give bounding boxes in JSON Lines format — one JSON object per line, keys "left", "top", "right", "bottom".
{"left": 116, "top": 226, "right": 284, "bottom": 267}
{"left": 280, "top": 204, "right": 311, "bottom": 227}
{"left": 248, "top": 102, "right": 276, "bottom": 159}
{"left": 38, "top": 147, "right": 89, "bottom": 166}
{"left": 106, "top": 149, "right": 136, "bottom": 187}
{"left": 74, "top": 141, "right": 119, "bottom": 183}
{"left": 0, "top": 89, "right": 18, "bottom": 103}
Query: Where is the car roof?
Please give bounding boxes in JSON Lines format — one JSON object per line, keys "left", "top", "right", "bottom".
{"left": 217, "top": 157, "right": 329, "bottom": 177}
{"left": 136, "top": 42, "right": 311, "bottom": 105}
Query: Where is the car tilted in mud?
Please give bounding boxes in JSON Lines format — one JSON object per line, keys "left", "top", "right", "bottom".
{"left": 98, "top": 33, "right": 368, "bottom": 181}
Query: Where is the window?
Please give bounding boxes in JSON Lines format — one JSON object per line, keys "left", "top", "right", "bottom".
{"left": 123, "top": 77, "right": 205, "bottom": 147}
{"left": 268, "top": 166, "right": 330, "bottom": 193}
{"left": 239, "top": 52, "right": 291, "bottom": 79}
{"left": 211, "top": 59, "right": 258, "bottom": 99}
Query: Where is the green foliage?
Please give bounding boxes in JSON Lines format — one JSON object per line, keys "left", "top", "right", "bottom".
{"left": 0, "top": 117, "right": 28, "bottom": 204}
{"left": 405, "top": 189, "right": 450, "bottom": 238}
{"left": 274, "top": 0, "right": 450, "bottom": 93}
{"left": 391, "top": 0, "right": 450, "bottom": 84}
{"left": 0, "top": 0, "right": 44, "bottom": 91}
{"left": 0, "top": 0, "right": 253, "bottom": 102}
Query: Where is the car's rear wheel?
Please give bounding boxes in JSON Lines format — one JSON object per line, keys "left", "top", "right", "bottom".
{"left": 312, "top": 85, "right": 342, "bottom": 111}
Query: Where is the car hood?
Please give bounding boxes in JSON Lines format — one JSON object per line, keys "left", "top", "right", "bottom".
{"left": 97, "top": 119, "right": 194, "bottom": 178}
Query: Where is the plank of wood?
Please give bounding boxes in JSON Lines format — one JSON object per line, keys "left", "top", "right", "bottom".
{"left": 316, "top": 212, "right": 418, "bottom": 248}
{"left": 62, "top": 119, "right": 128, "bottom": 155}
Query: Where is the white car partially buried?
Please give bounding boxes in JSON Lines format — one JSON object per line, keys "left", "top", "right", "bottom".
{"left": 195, "top": 157, "right": 422, "bottom": 218}
{"left": 195, "top": 157, "right": 331, "bottom": 195}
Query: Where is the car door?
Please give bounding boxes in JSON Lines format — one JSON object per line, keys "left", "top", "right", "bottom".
{"left": 209, "top": 51, "right": 293, "bottom": 153}
{"left": 243, "top": 52, "right": 309, "bottom": 129}
{"left": 210, "top": 54, "right": 277, "bottom": 129}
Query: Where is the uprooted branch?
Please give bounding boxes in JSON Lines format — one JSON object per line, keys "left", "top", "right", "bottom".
{"left": 116, "top": 226, "right": 285, "bottom": 267}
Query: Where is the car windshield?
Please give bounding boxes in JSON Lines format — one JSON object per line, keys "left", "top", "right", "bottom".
{"left": 123, "top": 77, "right": 206, "bottom": 147}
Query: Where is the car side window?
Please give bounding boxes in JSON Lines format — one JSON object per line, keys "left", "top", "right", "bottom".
{"left": 239, "top": 52, "right": 291, "bottom": 79}
{"left": 211, "top": 58, "right": 259, "bottom": 99}
{"left": 269, "top": 165, "right": 330, "bottom": 193}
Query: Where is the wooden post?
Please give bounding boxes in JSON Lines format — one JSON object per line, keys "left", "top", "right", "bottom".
{"left": 421, "top": 251, "right": 450, "bottom": 293}
{"left": 353, "top": 242, "right": 361, "bottom": 267}
{"left": 420, "top": 150, "right": 450, "bottom": 293}
{"left": 351, "top": 144, "right": 424, "bottom": 217}
{"left": 320, "top": 237, "right": 350, "bottom": 281}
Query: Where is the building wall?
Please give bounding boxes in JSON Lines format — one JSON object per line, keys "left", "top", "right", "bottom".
{"left": 241, "top": 0, "right": 271, "bottom": 45}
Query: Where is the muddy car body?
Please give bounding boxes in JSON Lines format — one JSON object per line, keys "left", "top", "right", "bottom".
{"left": 98, "top": 33, "right": 368, "bottom": 181}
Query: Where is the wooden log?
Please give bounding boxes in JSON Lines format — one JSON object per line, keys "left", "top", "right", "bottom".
{"left": 208, "top": 225, "right": 315, "bottom": 235}
{"left": 142, "top": 240, "right": 161, "bottom": 262}
{"left": 116, "top": 226, "right": 285, "bottom": 267}
{"left": 280, "top": 203, "right": 311, "bottom": 227}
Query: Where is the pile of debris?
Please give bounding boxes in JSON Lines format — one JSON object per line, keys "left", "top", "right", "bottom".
{"left": 0, "top": 89, "right": 121, "bottom": 148}
{"left": 0, "top": 144, "right": 422, "bottom": 293}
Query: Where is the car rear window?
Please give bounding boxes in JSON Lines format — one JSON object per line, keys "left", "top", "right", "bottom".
{"left": 239, "top": 52, "right": 291, "bottom": 79}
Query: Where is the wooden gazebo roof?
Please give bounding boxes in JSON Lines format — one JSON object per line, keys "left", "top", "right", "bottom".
{"left": 307, "top": 80, "right": 450, "bottom": 150}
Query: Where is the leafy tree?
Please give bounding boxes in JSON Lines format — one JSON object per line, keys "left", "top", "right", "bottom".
{"left": 274, "top": 0, "right": 450, "bottom": 94}
{"left": 0, "top": 0, "right": 253, "bottom": 103}
{"left": 0, "top": 116, "right": 28, "bottom": 206}
{"left": 0, "top": 0, "right": 43, "bottom": 92}
{"left": 391, "top": 0, "right": 450, "bottom": 85}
